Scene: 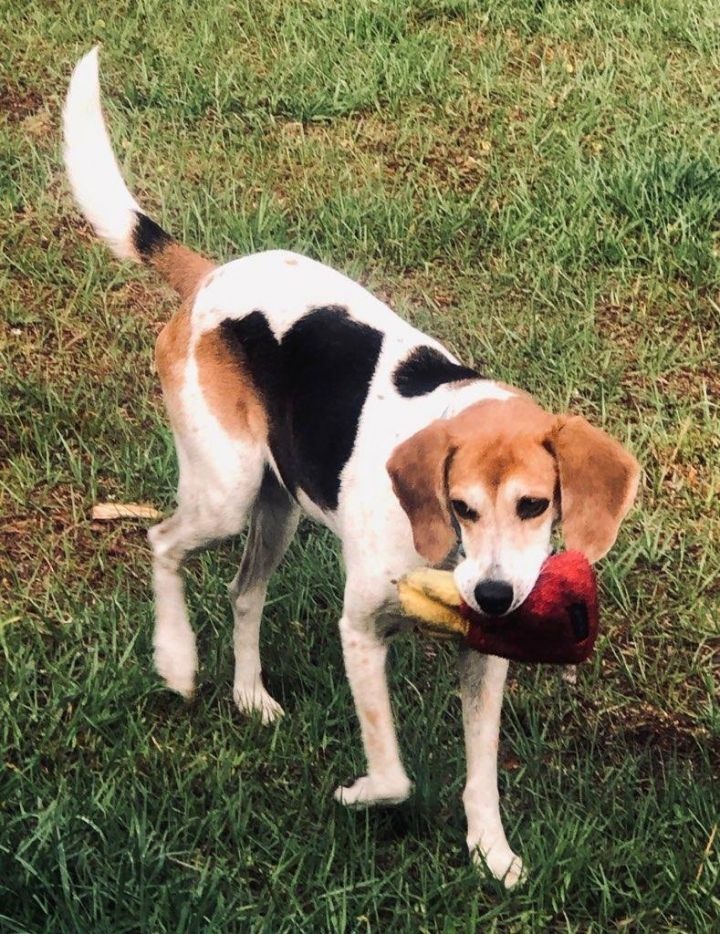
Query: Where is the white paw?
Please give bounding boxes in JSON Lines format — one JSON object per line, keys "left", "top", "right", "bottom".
{"left": 471, "top": 841, "right": 526, "bottom": 889}
{"left": 154, "top": 641, "right": 197, "bottom": 699}
{"left": 233, "top": 684, "right": 285, "bottom": 725}
{"left": 334, "top": 773, "right": 412, "bottom": 807}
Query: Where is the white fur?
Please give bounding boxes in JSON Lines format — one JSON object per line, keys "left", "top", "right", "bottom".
{"left": 459, "top": 652, "right": 525, "bottom": 888}
{"left": 64, "top": 49, "right": 530, "bottom": 888}
{"left": 63, "top": 48, "right": 141, "bottom": 260}
{"left": 452, "top": 479, "right": 554, "bottom": 614}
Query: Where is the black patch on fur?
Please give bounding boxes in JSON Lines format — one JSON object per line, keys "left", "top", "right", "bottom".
{"left": 392, "top": 345, "right": 480, "bottom": 397}
{"left": 132, "top": 211, "right": 172, "bottom": 260}
{"left": 231, "top": 467, "right": 297, "bottom": 595}
{"left": 220, "top": 306, "right": 383, "bottom": 511}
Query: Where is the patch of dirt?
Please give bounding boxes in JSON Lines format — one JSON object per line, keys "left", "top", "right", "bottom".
{"left": 0, "top": 485, "right": 152, "bottom": 617}
{"left": 594, "top": 291, "right": 720, "bottom": 406}
{"left": 271, "top": 108, "right": 495, "bottom": 196}
{"left": 107, "top": 277, "right": 177, "bottom": 331}
{"left": 603, "top": 701, "right": 715, "bottom": 754}
{"left": 366, "top": 265, "right": 462, "bottom": 313}
{"left": 1, "top": 246, "right": 169, "bottom": 392}
{"left": 0, "top": 82, "right": 44, "bottom": 123}
{"left": 356, "top": 112, "right": 494, "bottom": 193}
{"left": 653, "top": 364, "right": 720, "bottom": 403}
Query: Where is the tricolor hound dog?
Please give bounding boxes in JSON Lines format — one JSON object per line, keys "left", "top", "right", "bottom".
{"left": 64, "top": 49, "right": 640, "bottom": 888}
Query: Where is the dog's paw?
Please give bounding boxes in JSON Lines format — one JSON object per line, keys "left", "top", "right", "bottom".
{"left": 471, "top": 841, "right": 526, "bottom": 889}
{"left": 334, "top": 773, "right": 412, "bottom": 807}
{"left": 233, "top": 684, "right": 285, "bottom": 725}
{"left": 154, "top": 641, "right": 197, "bottom": 699}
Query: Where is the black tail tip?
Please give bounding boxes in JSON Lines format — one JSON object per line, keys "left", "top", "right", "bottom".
{"left": 133, "top": 211, "right": 172, "bottom": 259}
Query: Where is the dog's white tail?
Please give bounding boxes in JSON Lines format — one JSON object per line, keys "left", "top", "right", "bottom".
{"left": 63, "top": 47, "right": 214, "bottom": 298}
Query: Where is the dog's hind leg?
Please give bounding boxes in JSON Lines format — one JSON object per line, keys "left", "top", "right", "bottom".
{"left": 229, "top": 468, "right": 299, "bottom": 723}
{"left": 148, "top": 441, "right": 266, "bottom": 700}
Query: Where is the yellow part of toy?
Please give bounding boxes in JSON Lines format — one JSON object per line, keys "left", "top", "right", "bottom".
{"left": 397, "top": 569, "right": 469, "bottom": 639}
{"left": 401, "top": 567, "right": 464, "bottom": 607}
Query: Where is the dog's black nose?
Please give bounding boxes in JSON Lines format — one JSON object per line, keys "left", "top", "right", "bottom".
{"left": 474, "top": 580, "right": 514, "bottom": 616}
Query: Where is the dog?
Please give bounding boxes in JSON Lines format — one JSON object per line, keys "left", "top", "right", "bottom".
{"left": 63, "top": 48, "right": 640, "bottom": 888}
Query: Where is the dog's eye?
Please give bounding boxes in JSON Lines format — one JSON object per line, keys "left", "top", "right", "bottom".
{"left": 451, "top": 499, "right": 479, "bottom": 522}
{"left": 517, "top": 496, "right": 550, "bottom": 520}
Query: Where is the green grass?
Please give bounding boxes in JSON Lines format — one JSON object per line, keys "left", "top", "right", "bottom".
{"left": 1, "top": 0, "right": 719, "bottom": 930}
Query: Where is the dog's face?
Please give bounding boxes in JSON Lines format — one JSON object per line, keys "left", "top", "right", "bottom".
{"left": 387, "top": 397, "right": 640, "bottom": 615}
{"left": 446, "top": 421, "right": 558, "bottom": 614}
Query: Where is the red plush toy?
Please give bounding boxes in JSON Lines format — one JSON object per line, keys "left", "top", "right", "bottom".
{"left": 398, "top": 551, "right": 599, "bottom": 665}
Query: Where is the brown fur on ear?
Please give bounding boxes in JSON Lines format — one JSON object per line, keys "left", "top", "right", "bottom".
{"left": 386, "top": 421, "right": 456, "bottom": 564}
{"left": 549, "top": 416, "right": 640, "bottom": 563}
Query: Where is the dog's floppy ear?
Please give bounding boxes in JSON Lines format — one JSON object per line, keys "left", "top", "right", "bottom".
{"left": 387, "top": 420, "right": 456, "bottom": 564}
{"left": 547, "top": 415, "right": 640, "bottom": 563}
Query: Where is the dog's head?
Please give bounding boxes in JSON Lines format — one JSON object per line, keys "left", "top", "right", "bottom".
{"left": 387, "top": 397, "right": 640, "bottom": 615}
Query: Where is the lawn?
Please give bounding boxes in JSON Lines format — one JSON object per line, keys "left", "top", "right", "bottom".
{"left": 1, "top": 1, "right": 718, "bottom": 930}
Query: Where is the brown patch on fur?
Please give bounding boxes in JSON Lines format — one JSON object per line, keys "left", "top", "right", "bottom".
{"left": 448, "top": 399, "right": 559, "bottom": 559}
{"left": 388, "top": 399, "right": 555, "bottom": 563}
{"left": 365, "top": 709, "right": 381, "bottom": 729}
{"left": 448, "top": 398, "right": 554, "bottom": 493}
{"left": 387, "top": 420, "right": 456, "bottom": 564}
{"left": 451, "top": 399, "right": 639, "bottom": 560}
{"left": 549, "top": 415, "right": 640, "bottom": 562}
{"left": 388, "top": 396, "right": 640, "bottom": 564}
{"left": 284, "top": 258, "right": 298, "bottom": 266}
{"left": 194, "top": 329, "right": 267, "bottom": 439}
{"left": 155, "top": 304, "right": 192, "bottom": 430}
{"left": 151, "top": 243, "right": 215, "bottom": 301}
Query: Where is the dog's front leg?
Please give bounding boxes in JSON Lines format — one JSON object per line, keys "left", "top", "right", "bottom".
{"left": 334, "top": 611, "right": 412, "bottom": 807}
{"left": 458, "top": 649, "right": 525, "bottom": 888}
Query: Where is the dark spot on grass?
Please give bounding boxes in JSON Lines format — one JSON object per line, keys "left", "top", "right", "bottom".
{"left": 0, "top": 82, "right": 44, "bottom": 121}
